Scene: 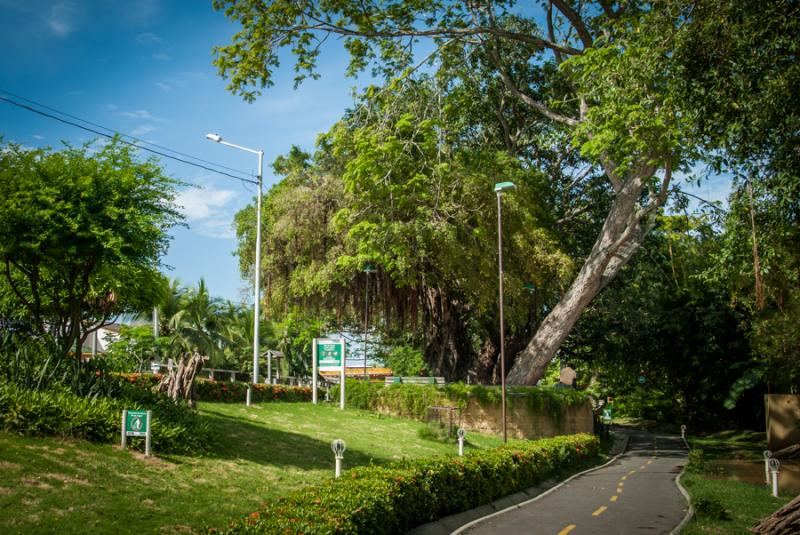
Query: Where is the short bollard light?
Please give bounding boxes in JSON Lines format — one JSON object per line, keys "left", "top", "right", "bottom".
{"left": 331, "top": 439, "right": 346, "bottom": 478}
{"left": 457, "top": 428, "right": 466, "bottom": 457}
{"left": 680, "top": 424, "right": 687, "bottom": 440}
{"left": 763, "top": 450, "right": 773, "bottom": 485}
{"left": 246, "top": 384, "right": 252, "bottom": 407}
{"left": 769, "top": 458, "right": 781, "bottom": 497}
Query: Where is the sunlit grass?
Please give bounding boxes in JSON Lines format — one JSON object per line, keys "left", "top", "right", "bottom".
{"left": 0, "top": 401, "right": 504, "bottom": 534}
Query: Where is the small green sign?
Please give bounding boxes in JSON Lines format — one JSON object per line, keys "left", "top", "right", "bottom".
{"left": 638, "top": 375, "right": 646, "bottom": 384}
{"left": 126, "top": 410, "right": 148, "bottom": 437}
{"left": 601, "top": 407, "right": 613, "bottom": 423}
{"left": 317, "top": 341, "right": 343, "bottom": 370}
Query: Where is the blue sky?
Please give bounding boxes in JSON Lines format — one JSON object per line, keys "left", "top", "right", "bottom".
{"left": 0, "top": 1, "right": 731, "bottom": 303}
{"left": 0, "top": 0, "right": 359, "bottom": 302}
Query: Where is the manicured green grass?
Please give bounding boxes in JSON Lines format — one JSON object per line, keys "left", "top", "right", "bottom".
{"left": 0, "top": 402, "right": 505, "bottom": 534}
{"left": 681, "top": 472, "right": 790, "bottom": 534}
{"left": 687, "top": 429, "right": 765, "bottom": 460}
{"left": 681, "top": 429, "right": 787, "bottom": 534}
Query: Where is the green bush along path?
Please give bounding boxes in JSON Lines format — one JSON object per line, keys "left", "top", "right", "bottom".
{"left": 0, "top": 402, "right": 503, "bottom": 534}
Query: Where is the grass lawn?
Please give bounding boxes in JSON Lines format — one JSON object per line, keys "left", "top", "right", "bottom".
{"left": 0, "top": 402, "right": 505, "bottom": 534}
{"left": 681, "top": 429, "right": 790, "bottom": 534}
{"left": 681, "top": 472, "right": 790, "bottom": 534}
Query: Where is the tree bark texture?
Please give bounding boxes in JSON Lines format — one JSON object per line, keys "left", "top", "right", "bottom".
{"left": 157, "top": 351, "right": 205, "bottom": 408}
{"left": 507, "top": 170, "right": 653, "bottom": 384}
{"left": 421, "top": 286, "right": 472, "bottom": 381}
{"left": 751, "top": 494, "right": 800, "bottom": 534}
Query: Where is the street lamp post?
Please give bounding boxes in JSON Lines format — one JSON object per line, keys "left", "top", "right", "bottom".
{"left": 206, "top": 133, "right": 264, "bottom": 385}
{"left": 495, "top": 181, "right": 516, "bottom": 443}
{"left": 363, "top": 263, "right": 376, "bottom": 380}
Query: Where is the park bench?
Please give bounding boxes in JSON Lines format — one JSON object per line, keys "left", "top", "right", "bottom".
{"left": 385, "top": 376, "right": 446, "bottom": 386}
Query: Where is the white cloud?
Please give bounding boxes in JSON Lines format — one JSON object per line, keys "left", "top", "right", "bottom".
{"left": 48, "top": 1, "right": 78, "bottom": 37}
{"left": 104, "top": 103, "right": 118, "bottom": 111}
{"left": 130, "top": 124, "right": 156, "bottom": 136}
{"left": 118, "top": 109, "right": 161, "bottom": 121}
{"left": 136, "top": 32, "right": 162, "bottom": 45}
{"left": 32, "top": 134, "right": 44, "bottom": 140}
{"left": 154, "top": 82, "right": 171, "bottom": 92}
{"left": 176, "top": 186, "right": 239, "bottom": 222}
{"left": 195, "top": 219, "right": 237, "bottom": 240}
{"left": 151, "top": 52, "right": 171, "bottom": 61}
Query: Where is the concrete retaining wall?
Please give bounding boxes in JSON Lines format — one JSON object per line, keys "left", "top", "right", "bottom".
{"left": 460, "top": 395, "right": 594, "bottom": 440}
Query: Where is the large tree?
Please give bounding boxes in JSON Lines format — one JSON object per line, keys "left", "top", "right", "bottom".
{"left": 0, "top": 139, "right": 182, "bottom": 359}
{"left": 214, "top": 0, "right": 693, "bottom": 383}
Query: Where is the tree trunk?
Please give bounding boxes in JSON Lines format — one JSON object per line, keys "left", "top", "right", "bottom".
{"left": 421, "top": 285, "right": 472, "bottom": 380}
{"left": 751, "top": 494, "right": 800, "bottom": 534}
{"left": 507, "top": 169, "right": 653, "bottom": 384}
{"left": 157, "top": 351, "right": 205, "bottom": 408}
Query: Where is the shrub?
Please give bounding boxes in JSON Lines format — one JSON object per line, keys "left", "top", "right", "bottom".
{"left": 693, "top": 495, "right": 731, "bottom": 520}
{"left": 118, "top": 373, "right": 313, "bottom": 403}
{"left": 331, "top": 380, "right": 590, "bottom": 422}
{"left": 0, "top": 381, "right": 211, "bottom": 454}
{"left": 217, "top": 433, "right": 601, "bottom": 534}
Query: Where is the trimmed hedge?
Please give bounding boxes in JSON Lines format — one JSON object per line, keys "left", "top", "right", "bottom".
{"left": 216, "top": 433, "right": 601, "bottom": 534}
{"left": 119, "top": 373, "right": 313, "bottom": 403}
{"left": 0, "top": 381, "right": 211, "bottom": 454}
{"left": 332, "top": 379, "right": 590, "bottom": 421}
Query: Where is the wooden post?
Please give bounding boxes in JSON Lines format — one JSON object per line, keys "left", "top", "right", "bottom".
{"left": 145, "top": 410, "right": 152, "bottom": 457}
{"left": 121, "top": 410, "right": 127, "bottom": 449}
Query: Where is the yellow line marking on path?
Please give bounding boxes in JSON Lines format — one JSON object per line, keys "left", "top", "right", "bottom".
{"left": 618, "top": 482, "right": 624, "bottom": 487}
{"left": 629, "top": 470, "right": 636, "bottom": 475}
{"left": 610, "top": 495, "right": 619, "bottom": 502}
{"left": 621, "top": 476, "right": 627, "bottom": 481}
{"left": 639, "top": 465, "right": 646, "bottom": 470}
{"left": 592, "top": 506, "right": 608, "bottom": 516}
{"left": 617, "top": 487, "right": 623, "bottom": 493}
{"left": 557, "top": 524, "right": 576, "bottom": 535}
{"left": 647, "top": 460, "right": 653, "bottom": 465}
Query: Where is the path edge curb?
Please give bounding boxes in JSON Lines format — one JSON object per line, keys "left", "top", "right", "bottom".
{"left": 669, "top": 436, "right": 694, "bottom": 535}
{"left": 451, "top": 432, "right": 630, "bottom": 534}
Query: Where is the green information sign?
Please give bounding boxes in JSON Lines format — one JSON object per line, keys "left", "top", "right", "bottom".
{"left": 317, "top": 341, "right": 343, "bottom": 370}
{"left": 601, "top": 407, "right": 613, "bottom": 424}
{"left": 125, "top": 410, "right": 148, "bottom": 437}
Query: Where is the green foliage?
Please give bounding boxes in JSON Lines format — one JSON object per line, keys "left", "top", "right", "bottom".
{"left": 380, "top": 345, "right": 425, "bottom": 377}
{"left": 332, "top": 380, "right": 589, "bottom": 424}
{"left": 217, "top": 433, "right": 601, "bottom": 534}
{"left": 692, "top": 495, "right": 731, "bottom": 521}
{"left": 0, "top": 381, "right": 210, "bottom": 454}
{"left": 686, "top": 448, "right": 707, "bottom": 474}
{"left": 0, "top": 139, "right": 181, "bottom": 359}
{"left": 103, "top": 325, "right": 169, "bottom": 373}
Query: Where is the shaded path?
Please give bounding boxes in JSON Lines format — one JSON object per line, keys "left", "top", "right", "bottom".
{"left": 459, "top": 429, "right": 688, "bottom": 535}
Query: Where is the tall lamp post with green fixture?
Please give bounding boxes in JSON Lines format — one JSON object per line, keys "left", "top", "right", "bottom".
{"left": 206, "top": 133, "right": 264, "bottom": 385}
{"left": 363, "top": 263, "right": 376, "bottom": 380}
{"left": 495, "top": 181, "right": 516, "bottom": 443}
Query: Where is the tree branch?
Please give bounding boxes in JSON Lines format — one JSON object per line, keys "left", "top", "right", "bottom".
{"left": 551, "top": 0, "right": 594, "bottom": 49}
{"left": 486, "top": 40, "right": 580, "bottom": 127}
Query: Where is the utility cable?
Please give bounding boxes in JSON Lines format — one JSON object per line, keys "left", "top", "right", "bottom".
{"left": 0, "top": 93, "right": 259, "bottom": 185}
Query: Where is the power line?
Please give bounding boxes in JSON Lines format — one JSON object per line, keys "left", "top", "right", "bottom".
{"left": 0, "top": 93, "right": 259, "bottom": 186}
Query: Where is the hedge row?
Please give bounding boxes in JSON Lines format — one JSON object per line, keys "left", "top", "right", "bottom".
{"left": 216, "top": 433, "right": 601, "bottom": 534}
{"left": 0, "top": 381, "right": 211, "bottom": 454}
{"left": 118, "top": 373, "right": 313, "bottom": 403}
{"left": 332, "top": 379, "right": 590, "bottom": 421}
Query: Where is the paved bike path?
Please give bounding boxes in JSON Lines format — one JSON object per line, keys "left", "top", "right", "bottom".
{"left": 459, "top": 429, "right": 688, "bottom": 535}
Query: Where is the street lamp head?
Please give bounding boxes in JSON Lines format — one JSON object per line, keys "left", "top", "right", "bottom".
{"left": 494, "top": 181, "right": 516, "bottom": 193}
{"left": 205, "top": 133, "right": 222, "bottom": 143}
{"left": 363, "top": 262, "right": 377, "bottom": 274}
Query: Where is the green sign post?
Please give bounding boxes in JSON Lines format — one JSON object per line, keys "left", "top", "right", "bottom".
{"left": 121, "top": 409, "right": 152, "bottom": 456}
{"left": 313, "top": 338, "right": 346, "bottom": 409}
{"left": 601, "top": 406, "right": 614, "bottom": 424}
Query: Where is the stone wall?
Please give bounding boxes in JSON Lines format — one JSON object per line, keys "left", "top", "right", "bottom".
{"left": 460, "top": 394, "right": 593, "bottom": 440}
{"left": 766, "top": 394, "right": 800, "bottom": 450}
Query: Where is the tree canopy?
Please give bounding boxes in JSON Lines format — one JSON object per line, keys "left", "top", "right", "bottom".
{"left": 215, "top": 0, "right": 798, "bottom": 385}
{"left": 0, "top": 139, "right": 183, "bottom": 358}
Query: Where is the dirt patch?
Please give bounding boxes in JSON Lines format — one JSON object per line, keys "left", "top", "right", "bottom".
{"left": 157, "top": 525, "right": 194, "bottom": 534}
{"left": 0, "top": 487, "right": 13, "bottom": 496}
{"left": 22, "top": 497, "right": 41, "bottom": 507}
{"left": 130, "top": 451, "right": 178, "bottom": 470}
{"left": 0, "top": 461, "right": 22, "bottom": 471}
{"left": 21, "top": 477, "right": 53, "bottom": 490}
{"left": 52, "top": 447, "right": 67, "bottom": 455}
